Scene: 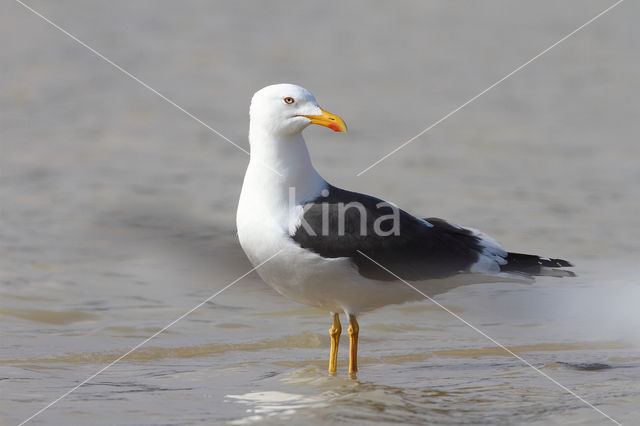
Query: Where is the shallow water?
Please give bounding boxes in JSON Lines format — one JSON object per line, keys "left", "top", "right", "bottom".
{"left": 2, "top": 1, "right": 640, "bottom": 425}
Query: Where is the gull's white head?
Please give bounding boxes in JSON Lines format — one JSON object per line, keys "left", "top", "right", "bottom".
{"left": 249, "top": 84, "right": 347, "bottom": 137}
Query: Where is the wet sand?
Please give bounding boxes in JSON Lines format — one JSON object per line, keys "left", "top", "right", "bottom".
{"left": 2, "top": 1, "right": 640, "bottom": 425}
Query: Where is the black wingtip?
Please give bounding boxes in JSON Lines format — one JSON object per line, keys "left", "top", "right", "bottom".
{"left": 502, "top": 253, "right": 575, "bottom": 277}
{"left": 550, "top": 258, "right": 574, "bottom": 268}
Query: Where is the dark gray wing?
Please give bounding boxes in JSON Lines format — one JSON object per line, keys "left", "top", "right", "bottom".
{"left": 291, "top": 185, "right": 483, "bottom": 281}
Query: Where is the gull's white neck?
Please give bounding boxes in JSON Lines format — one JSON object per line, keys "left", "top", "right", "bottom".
{"left": 247, "top": 128, "right": 326, "bottom": 199}
{"left": 238, "top": 127, "right": 327, "bottom": 234}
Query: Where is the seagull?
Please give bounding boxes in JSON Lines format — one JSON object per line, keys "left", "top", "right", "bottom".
{"left": 236, "top": 83, "right": 574, "bottom": 377}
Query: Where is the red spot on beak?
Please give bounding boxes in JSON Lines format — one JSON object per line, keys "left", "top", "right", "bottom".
{"left": 328, "top": 123, "right": 340, "bottom": 132}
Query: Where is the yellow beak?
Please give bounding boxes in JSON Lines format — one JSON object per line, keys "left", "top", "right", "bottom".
{"left": 300, "top": 108, "right": 348, "bottom": 133}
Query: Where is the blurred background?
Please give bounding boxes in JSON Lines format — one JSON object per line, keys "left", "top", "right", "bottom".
{"left": 2, "top": 1, "right": 639, "bottom": 424}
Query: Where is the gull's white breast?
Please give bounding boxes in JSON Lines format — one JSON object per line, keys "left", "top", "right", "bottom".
{"left": 236, "top": 161, "right": 420, "bottom": 315}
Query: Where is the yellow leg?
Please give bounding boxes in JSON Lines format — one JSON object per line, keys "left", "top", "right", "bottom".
{"left": 328, "top": 313, "right": 341, "bottom": 374}
{"left": 348, "top": 314, "right": 359, "bottom": 376}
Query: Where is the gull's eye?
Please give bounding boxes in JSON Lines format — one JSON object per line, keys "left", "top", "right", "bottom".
{"left": 283, "top": 97, "right": 295, "bottom": 104}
